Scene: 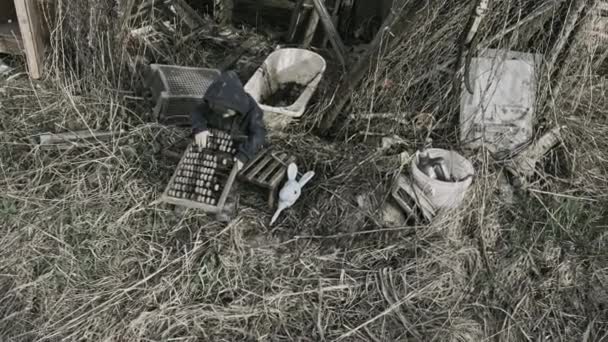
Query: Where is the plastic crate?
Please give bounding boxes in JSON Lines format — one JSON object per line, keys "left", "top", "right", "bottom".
{"left": 146, "top": 64, "right": 221, "bottom": 124}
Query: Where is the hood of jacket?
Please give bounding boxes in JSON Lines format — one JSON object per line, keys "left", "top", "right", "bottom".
{"left": 203, "top": 70, "right": 251, "bottom": 115}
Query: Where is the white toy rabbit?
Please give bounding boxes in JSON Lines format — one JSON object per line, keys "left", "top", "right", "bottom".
{"left": 270, "top": 162, "right": 315, "bottom": 225}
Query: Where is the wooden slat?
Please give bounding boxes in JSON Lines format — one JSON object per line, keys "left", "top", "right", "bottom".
{"left": 321, "top": 0, "right": 341, "bottom": 48}
{"left": 269, "top": 156, "right": 295, "bottom": 187}
{"left": 258, "top": 153, "right": 286, "bottom": 183}
{"left": 246, "top": 155, "right": 273, "bottom": 181}
{"left": 302, "top": 0, "right": 319, "bottom": 47}
{"left": 160, "top": 195, "right": 221, "bottom": 213}
{"left": 217, "top": 164, "right": 238, "bottom": 210}
{"left": 240, "top": 149, "right": 269, "bottom": 174}
{"left": 14, "top": 0, "right": 45, "bottom": 79}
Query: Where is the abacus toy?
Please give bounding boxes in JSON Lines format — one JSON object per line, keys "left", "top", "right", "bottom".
{"left": 160, "top": 129, "right": 241, "bottom": 213}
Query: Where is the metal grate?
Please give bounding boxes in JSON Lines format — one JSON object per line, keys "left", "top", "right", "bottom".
{"left": 158, "top": 65, "right": 220, "bottom": 95}
{"left": 146, "top": 64, "right": 221, "bottom": 124}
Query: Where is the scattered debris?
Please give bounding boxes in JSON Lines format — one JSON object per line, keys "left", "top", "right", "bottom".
{"left": 507, "top": 126, "right": 564, "bottom": 183}
{"left": 270, "top": 162, "right": 315, "bottom": 225}
{"left": 460, "top": 49, "right": 542, "bottom": 156}
{"left": 379, "top": 135, "right": 406, "bottom": 151}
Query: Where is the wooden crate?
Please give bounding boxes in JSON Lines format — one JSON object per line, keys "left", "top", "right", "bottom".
{"left": 159, "top": 130, "right": 240, "bottom": 213}
{"left": 0, "top": 0, "right": 46, "bottom": 79}
{"left": 238, "top": 149, "right": 295, "bottom": 208}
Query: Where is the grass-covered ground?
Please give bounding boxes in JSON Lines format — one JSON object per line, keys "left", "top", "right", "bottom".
{"left": 1, "top": 0, "right": 607, "bottom": 340}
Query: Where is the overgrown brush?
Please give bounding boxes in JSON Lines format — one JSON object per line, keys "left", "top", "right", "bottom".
{"left": 0, "top": 0, "right": 607, "bottom": 341}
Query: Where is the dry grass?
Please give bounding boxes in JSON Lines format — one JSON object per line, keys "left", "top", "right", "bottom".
{"left": 1, "top": 0, "right": 608, "bottom": 341}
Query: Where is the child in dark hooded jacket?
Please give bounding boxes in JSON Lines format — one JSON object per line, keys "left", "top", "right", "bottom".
{"left": 191, "top": 71, "right": 267, "bottom": 169}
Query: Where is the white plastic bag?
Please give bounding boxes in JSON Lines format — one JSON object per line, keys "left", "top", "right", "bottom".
{"left": 460, "top": 49, "right": 541, "bottom": 155}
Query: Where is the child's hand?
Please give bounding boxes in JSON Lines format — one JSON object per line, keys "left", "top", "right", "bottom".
{"left": 194, "top": 131, "right": 209, "bottom": 148}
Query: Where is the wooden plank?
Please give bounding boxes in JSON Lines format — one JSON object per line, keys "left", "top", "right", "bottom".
{"left": 161, "top": 195, "right": 221, "bottom": 212}
{"left": 322, "top": 0, "right": 341, "bottom": 47}
{"left": 302, "top": 0, "right": 320, "bottom": 47}
{"left": 246, "top": 155, "right": 274, "bottom": 181}
{"left": 37, "top": 130, "right": 122, "bottom": 144}
{"left": 311, "top": 0, "right": 346, "bottom": 66}
{"left": 14, "top": 0, "right": 45, "bottom": 79}
{"left": 0, "top": 21, "right": 21, "bottom": 54}
{"left": 217, "top": 164, "right": 238, "bottom": 210}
